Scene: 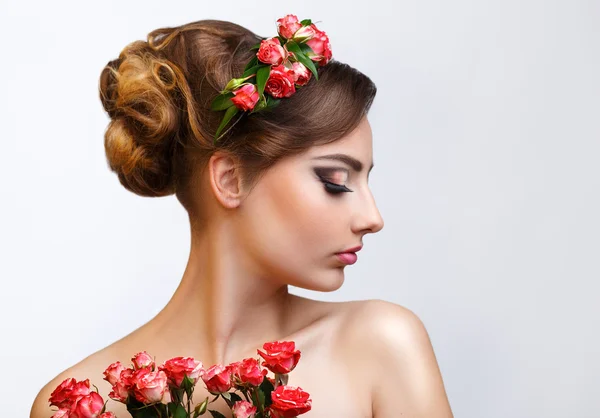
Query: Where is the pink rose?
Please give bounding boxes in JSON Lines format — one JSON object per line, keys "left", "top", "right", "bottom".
{"left": 276, "top": 14, "right": 303, "bottom": 40}
{"left": 69, "top": 380, "right": 92, "bottom": 399}
{"left": 69, "top": 392, "right": 105, "bottom": 418}
{"left": 51, "top": 409, "right": 71, "bottom": 418}
{"left": 99, "top": 413, "right": 117, "bottom": 418}
{"left": 291, "top": 62, "right": 312, "bottom": 86}
{"left": 103, "top": 361, "right": 125, "bottom": 386}
{"left": 232, "top": 400, "right": 257, "bottom": 418}
{"left": 264, "top": 65, "right": 296, "bottom": 99}
{"left": 108, "top": 377, "right": 130, "bottom": 403}
{"left": 201, "top": 364, "right": 232, "bottom": 393}
{"left": 256, "top": 37, "right": 287, "bottom": 66}
{"left": 107, "top": 367, "right": 136, "bottom": 401}
{"left": 269, "top": 385, "right": 312, "bottom": 417}
{"left": 118, "top": 368, "right": 135, "bottom": 387}
{"left": 159, "top": 356, "right": 205, "bottom": 387}
{"left": 132, "top": 369, "right": 171, "bottom": 404}
{"left": 49, "top": 378, "right": 77, "bottom": 409}
{"left": 257, "top": 341, "right": 301, "bottom": 374}
{"left": 231, "top": 84, "right": 260, "bottom": 111}
{"left": 305, "top": 24, "right": 332, "bottom": 66}
{"left": 231, "top": 358, "right": 267, "bottom": 387}
{"left": 132, "top": 351, "right": 155, "bottom": 370}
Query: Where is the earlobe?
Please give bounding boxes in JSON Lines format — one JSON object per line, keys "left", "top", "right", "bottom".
{"left": 208, "top": 152, "right": 244, "bottom": 209}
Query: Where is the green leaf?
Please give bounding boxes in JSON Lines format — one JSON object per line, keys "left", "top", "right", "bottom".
{"left": 242, "top": 64, "right": 262, "bottom": 78}
{"left": 265, "top": 95, "right": 281, "bottom": 110}
{"left": 210, "top": 93, "right": 235, "bottom": 111}
{"left": 256, "top": 66, "right": 271, "bottom": 97}
{"left": 285, "top": 41, "right": 319, "bottom": 80}
{"left": 208, "top": 411, "right": 227, "bottom": 418}
{"left": 276, "top": 36, "right": 286, "bottom": 46}
{"left": 230, "top": 392, "right": 243, "bottom": 403}
{"left": 214, "top": 105, "right": 240, "bottom": 140}
{"left": 258, "top": 376, "right": 274, "bottom": 407}
{"left": 244, "top": 55, "right": 259, "bottom": 71}
{"left": 300, "top": 19, "right": 312, "bottom": 26}
{"left": 249, "top": 42, "right": 261, "bottom": 51}
{"left": 221, "top": 391, "right": 231, "bottom": 401}
{"left": 173, "top": 404, "right": 187, "bottom": 418}
{"left": 257, "top": 388, "right": 266, "bottom": 406}
{"left": 298, "top": 43, "right": 315, "bottom": 55}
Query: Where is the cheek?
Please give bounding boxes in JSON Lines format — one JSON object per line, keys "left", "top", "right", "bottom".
{"left": 240, "top": 176, "right": 343, "bottom": 280}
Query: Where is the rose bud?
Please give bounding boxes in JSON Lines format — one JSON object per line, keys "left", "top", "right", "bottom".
{"left": 231, "top": 84, "right": 260, "bottom": 112}
{"left": 257, "top": 341, "right": 301, "bottom": 374}
{"left": 132, "top": 351, "right": 155, "bottom": 370}
{"left": 256, "top": 37, "right": 287, "bottom": 66}
{"left": 49, "top": 378, "right": 77, "bottom": 409}
{"left": 232, "top": 400, "right": 258, "bottom": 418}
{"left": 201, "top": 364, "right": 232, "bottom": 393}
{"left": 292, "top": 25, "right": 317, "bottom": 43}
{"left": 103, "top": 361, "right": 125, "bottom": 386}
{"left": 194, "top": 397, "right": 209, "bottom": 416}
{"left": 305, "top": 24, "right": 332, "bottom": 66}
{"left": 276, "top": 14, "right": 303, "bottom": 40}
{"left": 291, "top": 62, "right": 312, "bottom": 86}
{"left": 69, "top": 392, "right": 105, "bottom": 418}
{"left": 264, "top": 65, "right": 296, "bottom": 99}
{"left": 132, "top": 369, "right": 171, "bottom": 404}
{"left": 51, "top": 409, "right": 70, "bottom": 418}
{"left": 269, "top": 385, "right": 312, "bottom": 417}
{"left": 159, "top": 356, "right": 205, "bottom": 387}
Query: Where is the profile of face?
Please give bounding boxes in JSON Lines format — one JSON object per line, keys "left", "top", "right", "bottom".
{"left": 231, "top": 116, "right": 384, "bottom": 292}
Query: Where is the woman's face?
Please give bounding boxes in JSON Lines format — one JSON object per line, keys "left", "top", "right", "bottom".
{"left": 238, "top": 116, "right": 384, "bottom": 292}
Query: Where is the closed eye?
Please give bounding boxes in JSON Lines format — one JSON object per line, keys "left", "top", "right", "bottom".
{"left": 320, "top": 178, "right": 353, "bottom": 194}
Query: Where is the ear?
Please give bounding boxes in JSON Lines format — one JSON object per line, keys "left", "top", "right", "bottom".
{"left": 207, "top": 151, "right": 245, "bottom": 209}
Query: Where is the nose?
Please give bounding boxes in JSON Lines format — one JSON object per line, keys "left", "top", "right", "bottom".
{"left": 351, "top": 187, "right": 384, "bottom": 235}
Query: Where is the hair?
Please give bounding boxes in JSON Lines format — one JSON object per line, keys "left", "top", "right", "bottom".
{"left": 98, "top": 19, "right": 377, "bottom": 217}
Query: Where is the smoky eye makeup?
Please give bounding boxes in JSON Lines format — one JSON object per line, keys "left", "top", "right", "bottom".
{"left": 313, "top": 167, "right": 354, "bottom": 193}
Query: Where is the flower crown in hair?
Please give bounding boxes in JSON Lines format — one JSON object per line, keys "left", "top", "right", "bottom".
{"left": 210, "top": 14, "right": 332, "bottom": 144}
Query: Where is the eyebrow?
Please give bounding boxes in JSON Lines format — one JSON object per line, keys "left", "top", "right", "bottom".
{"left": 312, "top": 153, "right": 374, "bottom": 173}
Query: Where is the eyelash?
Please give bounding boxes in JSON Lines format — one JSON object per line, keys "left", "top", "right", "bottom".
{"left": 320, "top": 178, "right": 353, "bottom": 194}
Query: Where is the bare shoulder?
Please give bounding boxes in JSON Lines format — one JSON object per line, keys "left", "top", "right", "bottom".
{"left": 335, "top": 298, "right": 427, "bottom": 345}
{"left": 337, "top": 299, "right": 454, "bottom": 417}
{"left": 30, "top": 346, "right": 120, "bottom": 418}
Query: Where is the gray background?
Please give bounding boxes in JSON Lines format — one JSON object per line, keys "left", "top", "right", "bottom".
{"left": 1, "top": 0, "right": 598, "bottom": 417}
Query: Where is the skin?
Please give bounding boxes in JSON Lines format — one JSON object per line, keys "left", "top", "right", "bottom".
{"left": 30, "top": 116, "right": 453, "bottom": 417}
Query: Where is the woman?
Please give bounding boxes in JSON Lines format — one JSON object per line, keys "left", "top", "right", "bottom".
{"left": 31, "top": 16, "right": 453, "bottom": 417}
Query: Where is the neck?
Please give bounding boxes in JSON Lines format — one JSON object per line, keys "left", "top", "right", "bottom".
{"left": 151, "top": 217, "right": 296, "bottom": 366}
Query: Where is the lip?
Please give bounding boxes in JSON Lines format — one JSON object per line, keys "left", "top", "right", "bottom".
{"left": 336, "top": 252, "right": 358, "bottom": 265}
{"left": 338, "top": 245, "right": 363, "bottom": 254}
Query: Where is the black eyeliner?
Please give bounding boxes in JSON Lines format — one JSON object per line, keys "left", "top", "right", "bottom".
{"left": 313, "top": 167, "right": 353, "bottom": 193}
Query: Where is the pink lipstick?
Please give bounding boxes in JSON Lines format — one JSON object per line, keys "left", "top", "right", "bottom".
{"left": 336, "top": 252, "right": 358, "bottom": 265}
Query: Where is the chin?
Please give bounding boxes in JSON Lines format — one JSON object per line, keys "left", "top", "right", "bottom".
{"left": 295, "top": 269, "right": 345, "bottom": 292}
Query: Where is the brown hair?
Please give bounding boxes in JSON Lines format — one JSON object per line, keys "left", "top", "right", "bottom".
{"left": 98, "top": 19, "right": 377, "bottom": 215}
